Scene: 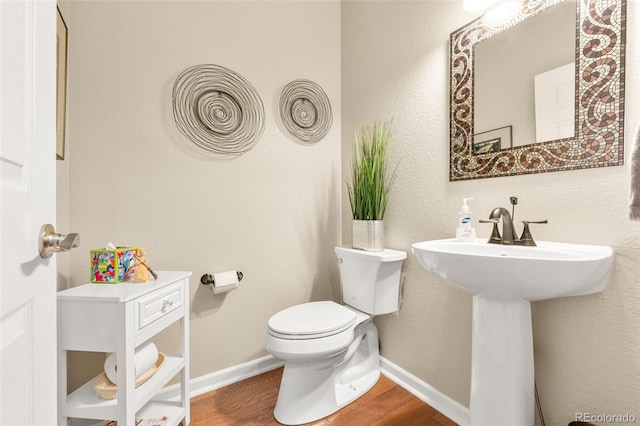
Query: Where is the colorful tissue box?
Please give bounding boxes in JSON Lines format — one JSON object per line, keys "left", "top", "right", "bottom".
{"left": 90, "top": 247, "right": 138, "bottom": 283}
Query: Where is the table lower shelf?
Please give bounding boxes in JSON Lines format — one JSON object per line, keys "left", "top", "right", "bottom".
{"left": 63, "top": 355, "right": 185, "bottom": 421}
{"left": 69, "top": 402, "right": 185, "bottom": 426}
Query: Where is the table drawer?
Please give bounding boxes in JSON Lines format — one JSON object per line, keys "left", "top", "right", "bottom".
{"left": 135, "top": 280, "right": 184, "bottom": 334}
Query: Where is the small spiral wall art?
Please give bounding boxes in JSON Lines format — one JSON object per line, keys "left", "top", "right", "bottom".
{"left": 172, "top": 64, "right": 265, "bottom": 156}
{"left": 278, "top": 79, "right": 332, "bottom": 144}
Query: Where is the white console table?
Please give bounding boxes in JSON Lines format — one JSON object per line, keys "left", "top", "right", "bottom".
{"left": 57, "top": 271, "right": 192, "bottom": 425}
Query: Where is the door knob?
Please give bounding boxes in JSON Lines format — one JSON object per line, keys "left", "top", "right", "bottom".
{"left": 38, "top": 224, "right": 80, "bottom": 259}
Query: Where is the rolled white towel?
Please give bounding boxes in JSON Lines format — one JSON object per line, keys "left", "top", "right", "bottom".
{"left": 104, "top": 341, "right": 158, "bottom": 384}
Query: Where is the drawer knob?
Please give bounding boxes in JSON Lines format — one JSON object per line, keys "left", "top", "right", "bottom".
{"left": 161, "top": 299, "right": 174, "bottom": 312}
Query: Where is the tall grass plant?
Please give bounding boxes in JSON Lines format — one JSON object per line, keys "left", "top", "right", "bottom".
{"left": 347, "top": 121, "right": 396, "bottom": 221}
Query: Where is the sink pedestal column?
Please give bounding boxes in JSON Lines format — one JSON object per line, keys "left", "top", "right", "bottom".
{"left": 470, "top": 294, "right": 534, "bottom": 426}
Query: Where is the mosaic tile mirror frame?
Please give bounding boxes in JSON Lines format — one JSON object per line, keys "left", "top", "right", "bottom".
{"left": 449, "top": 0, "right": 626, "bottom": 181}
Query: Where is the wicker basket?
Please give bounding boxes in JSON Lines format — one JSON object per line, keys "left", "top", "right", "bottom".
{"left": 93, "top": 352, "right": 165, "bottom": 400}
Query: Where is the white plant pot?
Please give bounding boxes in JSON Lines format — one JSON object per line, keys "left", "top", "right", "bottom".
{"left": 352, "top": 220, "right": 384, "bottom": 252}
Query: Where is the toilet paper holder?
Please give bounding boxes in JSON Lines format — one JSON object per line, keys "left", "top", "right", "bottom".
{"left": 200, "top": 271, "right": 244, "bottom": 286}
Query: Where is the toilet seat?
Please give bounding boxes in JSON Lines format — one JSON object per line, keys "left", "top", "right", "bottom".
{"left": 267, "top": 301, "right": 356, "bottom": 340}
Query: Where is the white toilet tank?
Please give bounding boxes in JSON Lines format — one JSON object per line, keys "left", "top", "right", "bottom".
{"left": 335, "top": 247, "right": 407, "bottom": 315}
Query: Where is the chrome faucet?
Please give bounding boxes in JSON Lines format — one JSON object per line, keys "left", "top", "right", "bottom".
{"left": 480, "top": 197, "right": 548, "bottom": 246}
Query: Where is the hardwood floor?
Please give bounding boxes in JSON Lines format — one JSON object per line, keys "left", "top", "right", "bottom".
{"left": 190, "top": 367, "right": 457, "bottom": 426}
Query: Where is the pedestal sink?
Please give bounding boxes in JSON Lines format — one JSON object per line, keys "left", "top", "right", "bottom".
{"left": 411, "top": 239, "right": 613, "bottom": 426}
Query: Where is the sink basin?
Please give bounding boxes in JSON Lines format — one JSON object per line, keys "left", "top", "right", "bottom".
{"left": 411, "top": 238, "right": 613, "bottom": 426}
{"left": 411, "top": 239, "right": 613, "bottom": 301}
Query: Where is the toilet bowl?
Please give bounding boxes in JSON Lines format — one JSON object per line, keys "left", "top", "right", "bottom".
{"left": 265, "top": 301, "right": 379, "bottom": 425}
{"left": 264, "top": 247, "right": 407, "bottom": 425}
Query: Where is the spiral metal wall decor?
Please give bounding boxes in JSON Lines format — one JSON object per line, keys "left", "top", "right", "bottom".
{"left": 278, "top": 79, "right": 332, "bottom": 144}
{"left": 172, "top": 64, "right": 265, "bottom": 155}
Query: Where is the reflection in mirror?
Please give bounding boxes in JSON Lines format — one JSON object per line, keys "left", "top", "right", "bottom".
{"left": 449, "top": 0, "right": 626, "bottom": 181}
{"left": 474, "top": 0, "right": 576, "bottom": 148}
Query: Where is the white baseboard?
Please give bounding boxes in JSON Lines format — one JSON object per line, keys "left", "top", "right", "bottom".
{"left": 157, "top": 354, "right": 469, "bottom": 426}
{"left": 155, "top": 355, "right": 283, "bottom": 401}
{"left": 380, "top": 356, "right": 470, "bottom": 426}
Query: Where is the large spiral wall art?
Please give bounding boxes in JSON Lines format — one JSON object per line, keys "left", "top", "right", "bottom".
{"left": 172, "top": 64, "right": 265, "bottom": 156}
{"left": 278, "top": 79, "right": 332, "bottom": 144}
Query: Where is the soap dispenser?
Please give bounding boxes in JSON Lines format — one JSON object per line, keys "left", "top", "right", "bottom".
{"left": 456, "top": 198, "right": 476, "bottom": 242}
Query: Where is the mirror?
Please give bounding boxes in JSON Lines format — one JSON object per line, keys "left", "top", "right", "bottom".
{"left": 475, "top": 0, "right": 576, "bottom": 149}
{"left": 449, "top": 0, "right": 626, "bottom": 181}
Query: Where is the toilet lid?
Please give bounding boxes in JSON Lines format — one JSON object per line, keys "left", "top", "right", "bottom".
{"left": 268, "top": 301, "right": 356, "bottom": 339}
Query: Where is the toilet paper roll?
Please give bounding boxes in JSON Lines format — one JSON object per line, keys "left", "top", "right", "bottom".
{"left": 104, "top": 341, "right": 158, "bottom": 384}
{"left": 212, "top": 270, "right": 239, "bottom": 294}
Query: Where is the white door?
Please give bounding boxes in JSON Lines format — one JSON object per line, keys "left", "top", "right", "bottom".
{"left": 1, "top": 1, "right": 58, "bottom": 424}
{"left": 534, "top": 62, "right": 576, "bottom": 143}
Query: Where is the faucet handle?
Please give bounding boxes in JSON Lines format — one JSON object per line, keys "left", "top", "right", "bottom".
{"left": 479, "top": 218, "right": 501, "bottom": 244}
{"left": 519, "top": 220, "right": 548, "bottom": 246}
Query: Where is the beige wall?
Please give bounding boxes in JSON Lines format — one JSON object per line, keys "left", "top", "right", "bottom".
{"left": 64, "top": 0, "right": 342, "bottom": 391}
{"left": 341, "top": 0, "right": 640, "bottom": 424}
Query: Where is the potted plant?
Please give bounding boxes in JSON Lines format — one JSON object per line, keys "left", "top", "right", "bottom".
{"left": 347, "top": 120, "right": 396, "bottom": 251}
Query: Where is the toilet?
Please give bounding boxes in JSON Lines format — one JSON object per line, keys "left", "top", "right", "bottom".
{"left": 264, "top": 246, "right": 407, "bottom": 425}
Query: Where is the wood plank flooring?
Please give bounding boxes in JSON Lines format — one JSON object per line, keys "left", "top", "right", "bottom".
{"left": 190, "top": 367, "right": 458, "bottom": 426}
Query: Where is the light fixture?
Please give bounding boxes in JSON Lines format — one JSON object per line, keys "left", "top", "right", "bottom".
{"left": 483, "top": 0, "right": 521, "bottom": 24}
{"left": 463, "top": 0, "right": 502, "bottom": 12}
